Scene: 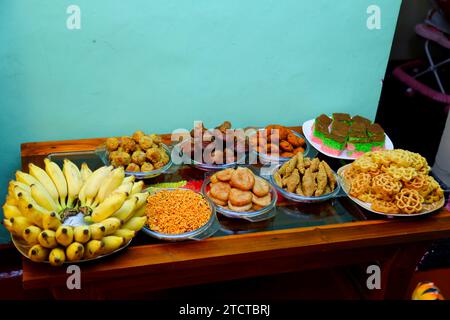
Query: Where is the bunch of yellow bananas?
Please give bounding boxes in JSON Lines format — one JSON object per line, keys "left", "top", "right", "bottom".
{"left": 2, "top": 159, "right": 148, "bottom": 266}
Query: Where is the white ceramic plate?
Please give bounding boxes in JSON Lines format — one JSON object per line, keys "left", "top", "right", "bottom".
{"left": 302, "top": 119, "right": 394, "bottom": 160}
{"left": 337, "top": 164, "right": 445, "bottom": 218}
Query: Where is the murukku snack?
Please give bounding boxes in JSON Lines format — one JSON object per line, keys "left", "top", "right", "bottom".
{"left": 342, "top": 149, "right": 444, "bottom": 215}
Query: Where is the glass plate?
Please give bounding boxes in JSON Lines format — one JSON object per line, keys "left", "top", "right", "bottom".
{"left": 141, "top": 188, "right": 219, "bottom": 241}
{"left": 249, "top": 129, "right": 311, "bottom": 164}
{"left": 12, "top": 235, "right": 132, "bottom": 264}
{"left": 96, "top": 143, "right": 173, "bottom": 179}
{"left": 269, "top": 163, "right": 341, "bottom": 203}
{"left": 337, "top": 164, "right": 445, "bottom": 218}
{"left": 172, "top": 140, "right": 247, "bottom": 172}
{"left": 201, "top": 175, "right": 278, "bottom": 222}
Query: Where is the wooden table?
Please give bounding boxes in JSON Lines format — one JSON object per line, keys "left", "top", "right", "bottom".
{"left": 19, "top": 128, "right": 450, "bottom": 300}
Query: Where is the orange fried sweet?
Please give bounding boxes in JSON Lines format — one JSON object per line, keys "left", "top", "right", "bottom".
{"left": 281, "top": 152, "right": 294, "bottom": 158}
{"left": 280, "top": 140, "right": 294, "bottom": 152}
{"left": 293, "top": 147, "right": 305, "bottom": 155}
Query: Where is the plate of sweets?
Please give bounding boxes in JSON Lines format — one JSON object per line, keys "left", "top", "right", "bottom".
{"left": 175, "top": 121, "right": 247, "bottom": 171}
{"left": 202, "top": 167, "right": 278, "bottom": 222}
{"left": 270, "top": 153, "right": 341, "bottom": 203}
{"left": 248, "top": 124, "right": 310, "bottom": 164}
{"left": 302, "top": 113, "right": 394, "bottom": 160}
{"left": 337, "top": 149, "right": 445, "bottom": 217}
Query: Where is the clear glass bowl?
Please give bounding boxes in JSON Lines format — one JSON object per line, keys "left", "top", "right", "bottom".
{"left": 96, "top": 143, "right": 173, "bottom": 179}
{"left": 12, "top": 235, "right": 132, "bottom": 264}
{"left": 141, "top": 188, "right": 220, "bottom": 241}
{"left": 249, "top": 129, "right": 311, "bottom": 165}
{"left": 269, "top": 163, "right": 341, "bottom": 203}
{"left": 201, "top": 175, "right": 278, "bottom": 222}
{"left": 172, "top": 140, "right": 247, "bottom": 172}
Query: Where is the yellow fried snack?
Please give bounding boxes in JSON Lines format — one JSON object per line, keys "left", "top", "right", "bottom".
{"left": 315, "top": 162, "right": 328, "bottom": 196}
{"left": 302, "top": 168, "right": 316, "bottom": 197}
{"left": 321, "top": 161, "right": 336, "bottom": 190}
{"left": 296, "top": 152, "right": 306, "bottom": 174}
{"left": 284, "top": 169, "right": 300, "bottom": 193}
{"left": 309, "top": 158, "right": 320, "bottom": 173}
{"left": 341, "top": 149, "right": 443, "bottom": 215}
{"left": 371, "top": 173, "right": 402, "bottom": 199}
{"left": 395, "top": 189, "right": 423, "bottom": 214}
{"left": 350, "top": 173, "right": 371, "bottom": 198}
{"left": 371, "top": 200, "right": 400, "bottom": 214}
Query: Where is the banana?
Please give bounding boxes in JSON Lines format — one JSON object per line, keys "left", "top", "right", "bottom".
{"left": 100, "top": 236, "right": 125, "bottom": 255}
{"left": 123, "top": 176, "right": 135, "bottom": 184}
{"left": 114, "top": 181, "right": 133, "bottom": 195}
{"left": 10, "top": 216, "right": 33, "bottom": 236}
{"left": 55, "top": 226, "right": 74, "bottom": 247}
{"left": 15, "top": 171, "right": 40, "bottom": 188}
{"left": 113, "top": 229, "right": 135, "bottom": 242}
{"left": 5, "top": 194, "right": 19, "bottom": 207}
{"left": 42, "top": 212, "right": 61, "bottom": 230}
{"left": 130, "top": 181, "right": 144, "bottom": 195}
{"left": 29, "top": 163, "right": 60, "bottom": 206}
{"left": 80, "top": 162, "right": 93, "bottom": 183}
{"left": 22, "top": 201, "right": 48, "bottom": 228}
{"left": 74, "top": 225, "right": 91, "bottom": 243}
{"left": 132, "top": 205, "right": 146, "bottom": 218}
{"left": 91, "top": 192, "right": 127, "bottom": 223}
{"left": 28, "top": 245, "right": 49, "bottom": 262}
{"left": 44, "top": 158, "right": 68, "bottom": 208}
{"left": 81, "top": 166, "right": 113, "bottom": 207}
{"left": 30, "top": 183, "right": 59, "bottom": 212}
{"left": 49, "top": 247, "right": 66, "bottom": 266}
{"left": 38, "top": 230, "right": 58, "bottom": 248}
{"left": 66, "top": 242, "right": 84, "bottom": 261}
{"left": 3, "top": 219, "right": 14, "bottom": 234}
{"left": 84, "top": 240, "right": 104, "bottom": 259}
{"left": 134, "top": 192, "right": 149, "bottom": 210}
{"left": 122, "top": 216, "right": 146, "bottom": 232}
{"left": 63, "top": 159, "right": 83, "bottom": 208}
{"left": 92, "top": 167, "right": 124, "bottom": 207}
{"left": 83, "top": 215, "right": 94, "bottom": 224}
{"left": 10, "top": 180, "right": 31, "bottom": 194}
{"left": 112, "top": 196, "right": 138, "bottom": 222}
{"left": 99, "top": 217, "right": 122, "bottom": 235}
{"left": 23, "top": 225, "right": 42, "bottom": 245}
{"left": 89, "top": 223, "right": 106, "bottom": 240}
{"left": 2, "top": 204, "right": 22, "bottom": 220}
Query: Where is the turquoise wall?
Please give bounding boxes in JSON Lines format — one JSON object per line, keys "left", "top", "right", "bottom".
{"left": 0, "top": 0, "right": 401, "bottom": 243}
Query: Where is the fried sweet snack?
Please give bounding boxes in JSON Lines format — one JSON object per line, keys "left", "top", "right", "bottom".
{"left": 341, "top": 149, "right": 443, "bottom": 215}
{"left": 209, "top": 167, "right": 272, "bottom": 212}
{"left": 210, "top": 182, "right": 231, "bottom": 201}
{"left": 371, "top": 174, "right": 402, "bottom": 198}
{"left": 315, "top": 163, "right": 328, "bottom": 196}
{"left": 302, "top": 168, "right": 317, "bottom": 197}
{"left": 104, "top": 131, "right": 168, "bottom": 172}
{"left": 253, "top": 125, "right": 306, "bottom": 159}
{"left": 207, "top": 191, "right": 227, "bottom": 206}
{"left": 230, "top": 167, "right": 255, "bottom": 191}
{"left": 252, "top": 193, "right": 272, "bottom": 207}
{"left": 349, "top": 173, "right": 371, "bottom": 198}
{"left": 229, "top": 188, "right": 253, "bottom": 206}
{"left": 395, "top": 189, "right": 424, "bottom": 214}
{"left": 274, "top": 153, "right": 336, "bottom": 198}
{"left": 371, "top": 200, "right": 400, "bottom": 214}
{"left": 252, "top": 176, "right": 270, "bottom": 197}
{"left": 216, "top": 168, "right": 234, "bottom": 182}
{"left": 228, "top": 201, "right": 253, "bottom": 212}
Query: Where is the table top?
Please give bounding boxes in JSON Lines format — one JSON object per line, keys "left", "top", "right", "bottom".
{"left": 20, "top": 127, "right": 450, "bottom": 290}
